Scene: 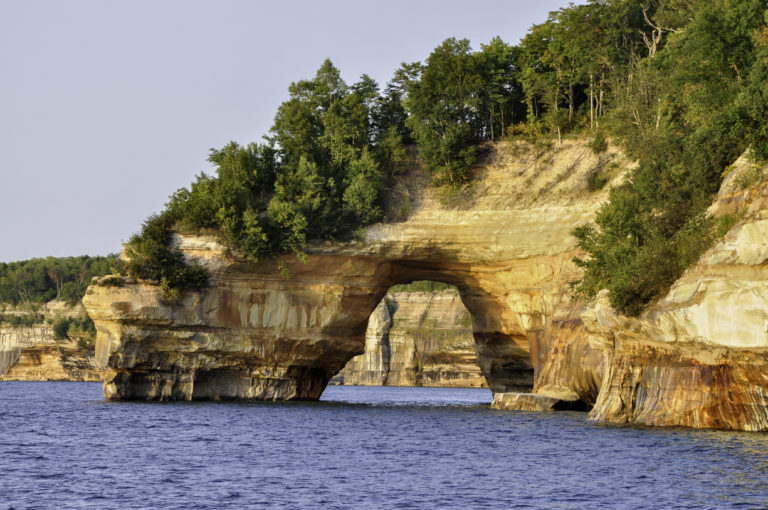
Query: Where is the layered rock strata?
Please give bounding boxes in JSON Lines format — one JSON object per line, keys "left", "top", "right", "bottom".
{"left": 83, "top": 141, "right": 768, "bottom": 431}
{"left": 492, "top": 391, "right": 584, "bottom": 412}
{"left": 332, "top": 289, "right": 486, "bottom": 387}
{"left": 580, "top": 156, "right": 768, "bottom": 430}
{"left": 330, "top": 300, "right": 392, "bottom": 386}
{"left": 0, "top": 323, "right": 99, "bottom": 381}
{"left": 85, "top": 140, "right": 624, "bottom": 402}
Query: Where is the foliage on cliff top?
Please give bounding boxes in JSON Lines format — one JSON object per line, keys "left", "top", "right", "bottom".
{"left": 0, "top": 255, "right": 121, "bottom": 307}
{"left": 402, "top": 37, "right": 524, "bottom": 185}
{"left": 568, "top": 0, "right": 768, "bottom": 315}
{"left": 126, "top": 39, "right": 522, "bottom": 291}
{"left": 125, "top": 60, "right": 409, "bottom": 290}
{"left": 0, "top": 313, "right": 44, "bottom": 327}
{"left": 123, "top": 213, "right": 209, "bottom": 302}
{"left": 389, "top": 281, "right": 455, "bottom": 293}
{"left": 126, "top": 0, "right": 768, "bottom": 312}
{"left": 52, "top": 314, "right": 96, "bottom": 350}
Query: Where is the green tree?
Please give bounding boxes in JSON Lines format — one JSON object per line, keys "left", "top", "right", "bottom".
{"left": 477, "top": 36, "right": 523, "bottom": 139}
{"left": 405, "top": 38, "right": 483, "bottom": 185}
{"left": 342, "top": 149, "right": 383, "bottom": 223}
{"left": 740, "top": 9, "right": 768, "bottom": 160}
{"left": 124, "top": 213, "right": 209, "bottom": 301}
{"left": 0, "top": 255, "right": 121, "bottom": 306}
{"left": 572, "top": 0, "right": 768, "bottom": 315}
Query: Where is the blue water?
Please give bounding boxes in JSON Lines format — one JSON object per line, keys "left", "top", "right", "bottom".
{"left": 2, "top": 383, "right": 768, "bottom": 509}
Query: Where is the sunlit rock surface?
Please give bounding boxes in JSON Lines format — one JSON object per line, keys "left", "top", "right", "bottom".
{"left": 584, "top": 157, "right": 768, "bottom": 430}
{"left": 85, "top": 140, "right": 624, "bottom": 402}
{"left": 0, "top": 324, "right": 99, "bottom": 382}
{"left": 492, "top": 391, "right": 583, "bottom": 412}
{"left": 83, "top": 141, "right": 768, "bottom": 430}
{"left": 332, "top": 289, "right": 486, "bottom": 387}
{"left": 330, "top": 300, "right": 392, "bottom": 386}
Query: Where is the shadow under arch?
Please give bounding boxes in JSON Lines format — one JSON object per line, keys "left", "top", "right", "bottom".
{"left": 328, "top": 258, "right": 536, "bottom": 394}
{"left": 86, "top": 244, "right": 593, "bottom": 403}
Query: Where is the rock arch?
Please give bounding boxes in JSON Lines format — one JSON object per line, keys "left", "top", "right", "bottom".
{"left": 84, "top": 248, "right": 564, "bottom": 401}
{"left": 82, "top": 143, "right": 768, "bottom": 431}
{"left": 83, "top": 141, "right": 618, "bottom": 403}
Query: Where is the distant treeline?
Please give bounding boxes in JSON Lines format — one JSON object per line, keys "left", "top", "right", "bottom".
{"left": 125, "top": 0, "right": 768, "bottom": 315}
{"left": 0, "top": 255, "right": 121, "bottom": 307}
{"left": 389, "top": 281, "right": 455, "bottom": 293}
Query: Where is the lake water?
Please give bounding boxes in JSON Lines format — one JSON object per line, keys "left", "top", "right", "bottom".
{"left": 2, "top": 382, "right": 768, "bottom": 509}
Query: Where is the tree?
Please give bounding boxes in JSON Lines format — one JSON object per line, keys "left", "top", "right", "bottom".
{"left": 342, "top": 149, "right": 383, "bottom": 223}
{"left": 405, "top": 38, "right": 483, "bottom": 185}
{"left": 572, "top": 0, "right": 768, "bottom": 315}
{"left": 477, "top": 37, "right": 523, "bottom": 139}
{"left": 740, "top": 8, "right": 768, "bottom": 161}
{"left": 0, "top": 255, "right": 122, "bottom": 306}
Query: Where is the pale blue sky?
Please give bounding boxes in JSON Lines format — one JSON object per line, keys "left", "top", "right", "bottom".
{"left": 0, "top": 0, "right": 578, "bottom": 261}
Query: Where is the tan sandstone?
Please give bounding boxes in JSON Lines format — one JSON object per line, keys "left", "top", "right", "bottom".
{"left": 84, "top": 140, "right": 624, "bottom": 402}
{"left": 0, "top": 323, "right": 99, "bottom": 381}
{"left": 581, "top": 156, "right": 768, "bottom": 430}
{"left": 82, "top": 140, "right": 768, "bottom": 431}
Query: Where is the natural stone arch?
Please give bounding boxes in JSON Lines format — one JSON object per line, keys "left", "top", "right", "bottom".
{"left": 378, "top": 261, "right": 537, "bottom": 394}
{"left": 84, "top": 236, "right": 590, "bottom": 402}
{"left": 334, "top": 271, "right": 535, "bottom": 393}
{"left": 82, "top": 143, "right": 768, "bottom": 431}
{"left": 84, "top": 140, "right": 621, "bottom": 403}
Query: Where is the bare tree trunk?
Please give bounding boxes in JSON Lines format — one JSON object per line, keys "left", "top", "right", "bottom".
{"left": 599, "top": 86, "right": 604, "bottom": 117}
{"left": 641, "top": 6, "right": 665, "bottom": 59}
{"left": 590, "top": 73, "right": 595, "bottom": 130}
{"left": 490, "top": 105, "right": 495, "bottom": 140}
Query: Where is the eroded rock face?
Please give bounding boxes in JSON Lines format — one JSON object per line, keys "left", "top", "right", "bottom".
{"left": 330, "top": 300, "right": 392, "bottom": 386}
{"left": 332, "top": 289, "right": 486, "bottom": 387}
{"left": 492, "top": 391, "right": 583, "bottom": 412}
{"left": 582, "top": 156, "right": 768, "bottom": 430}
{"left": 82, "top": 141, "right": 768, "bottom": 430}
{"left": 84, "top": 140, "right": 623, "bottom": 402}
{"left": 0, "top": 325, "right": 99, "bottom": 381}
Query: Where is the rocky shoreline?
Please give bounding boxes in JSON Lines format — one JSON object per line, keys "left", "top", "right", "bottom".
{"left": 77, "top": 140, "right": 768, "bottom": 431}
{"left": 0, "top": 303, "right": 100, "bottom": 382}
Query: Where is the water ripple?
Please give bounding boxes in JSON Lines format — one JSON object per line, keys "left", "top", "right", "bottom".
{"left": 1, "top": 382, "right": 768, "bottom": 509}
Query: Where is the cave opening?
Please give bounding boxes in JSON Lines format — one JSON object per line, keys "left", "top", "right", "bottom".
{"left": 328, "top": 280, "right": 490, "bottom": 395}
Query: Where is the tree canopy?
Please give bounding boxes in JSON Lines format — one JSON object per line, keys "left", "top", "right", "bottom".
{"left": 125, "top": 59, "right": 408, "bottom": 291}
{"left": 122, "top": 0, "right": 768, "bottom": 314}
{"left": 571, "top": 0, "right": 768, "bottom": 315}
{"left": 0, "top": 255, "right": 121, "bottom": 307}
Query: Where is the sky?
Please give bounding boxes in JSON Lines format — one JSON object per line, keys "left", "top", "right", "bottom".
{"left": 0, "top": 0, "right": 579, "bottom": 262}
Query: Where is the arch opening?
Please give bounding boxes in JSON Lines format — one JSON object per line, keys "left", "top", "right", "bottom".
{"left": 331, "top": 280, "right": 488, "bottom": 389}
{"left": 327, "top": 270, "right": 536, "bottom": 398}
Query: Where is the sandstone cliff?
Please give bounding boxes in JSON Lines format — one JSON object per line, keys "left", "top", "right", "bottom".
{"left": 579, "top": 155, "right": 768, "bottom": 430}
{"left": 331, "top": 288, "right": 486, "bottom": 388}
{"left": 0, "top": 303, "right": 100, "bottom": 381}
{"left": 85, "top": 139, "right": 625, "bottom": 402}
{"left": 82, "top": 139, "right": 768, "bottom": 431}
{"left": 494, "top": 153, "right": 768, "bottom": 430}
